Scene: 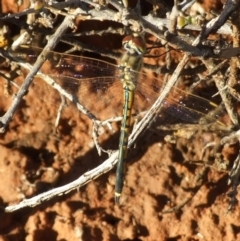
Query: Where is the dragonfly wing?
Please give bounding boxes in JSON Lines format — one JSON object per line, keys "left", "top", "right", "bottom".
{"left": 11, "top": 46, "right": 125, "bottom": 120}
{"left": 49, "top": 75, "right": 124, "bottom": 120}
{"left": 12, "top": 46, "right": 118, "bottom": 78}
{"left": 134, "top": 72, "right": 222, "bottom": 125}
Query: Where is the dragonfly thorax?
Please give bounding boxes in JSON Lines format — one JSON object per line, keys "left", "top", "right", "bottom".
{"left": 120, "top": 51, "right": 143, "bottom": 72}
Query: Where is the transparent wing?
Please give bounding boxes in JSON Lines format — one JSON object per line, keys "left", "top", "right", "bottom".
{"left": 11, "top": 46, "right": 222, "bottom": 123}
{"left": 135, "top": 74, "right": 221, "bottom": 125}
{"left": 11, "top": 46, "right": 124, "bottom": 119}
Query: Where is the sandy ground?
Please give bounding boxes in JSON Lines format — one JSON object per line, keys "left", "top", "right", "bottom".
{"left": 0, "top": 0, "right": 240, "bottom": 240}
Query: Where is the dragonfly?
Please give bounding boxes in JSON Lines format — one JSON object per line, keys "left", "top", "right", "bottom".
{"left": 9, "top": 34, "right": 224, "bottom": 204}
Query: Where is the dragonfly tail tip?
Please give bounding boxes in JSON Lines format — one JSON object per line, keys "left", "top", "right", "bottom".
{"left": 114, "top": 192, "right": 121, "bottom": 205}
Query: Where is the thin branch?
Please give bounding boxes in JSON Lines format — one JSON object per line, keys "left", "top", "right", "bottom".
{"left": 0, "top": 9, "right": 81, "bottom": 132}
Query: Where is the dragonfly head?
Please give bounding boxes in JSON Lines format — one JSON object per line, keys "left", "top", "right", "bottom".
{"left": 122, "top": 34, "right": 146, "bottom": 56}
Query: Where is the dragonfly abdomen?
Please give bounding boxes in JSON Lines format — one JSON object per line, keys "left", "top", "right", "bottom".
{"left": 115, "top": 81, "right": 136, "bottom": 204}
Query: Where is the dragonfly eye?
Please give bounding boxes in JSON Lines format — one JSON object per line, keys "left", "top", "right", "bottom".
{"left": 122, "top": 34, "right": 146, "bottom": 56}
